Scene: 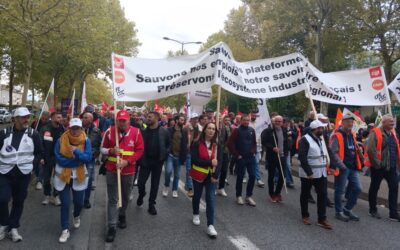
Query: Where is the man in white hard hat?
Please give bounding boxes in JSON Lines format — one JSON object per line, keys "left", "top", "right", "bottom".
{"left": 0, "top": 107, "right": 44, "bottom": 242}
{"left": 298, "top": 120, "right": 332, "bottom": 230}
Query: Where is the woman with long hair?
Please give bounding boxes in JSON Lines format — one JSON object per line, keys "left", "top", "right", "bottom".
{"left": 190, "top": 122, "right": 222, "bottom": 238}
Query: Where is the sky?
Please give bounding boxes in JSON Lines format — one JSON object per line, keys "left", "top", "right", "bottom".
{"left": 120, "top": 0, "right": 242, "bottom": 59}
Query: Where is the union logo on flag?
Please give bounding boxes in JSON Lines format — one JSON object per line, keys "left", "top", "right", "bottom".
{"left": 369, "top": 66, "right": 382, "bottom": 79}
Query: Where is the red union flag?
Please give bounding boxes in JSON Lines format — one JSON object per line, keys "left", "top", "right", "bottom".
{"left": 43, "top": 79, "right": 55, "bottom": 112}
{"left": 369, "top": 66, "right": 382, "bottom": 79}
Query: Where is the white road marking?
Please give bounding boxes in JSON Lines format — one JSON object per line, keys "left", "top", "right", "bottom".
{"left": 228, "top": 235, "right": 260, "bottom": 250}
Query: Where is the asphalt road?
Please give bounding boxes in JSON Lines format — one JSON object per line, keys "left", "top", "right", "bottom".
{"left": 1, "top": 163, "right": 399, "bottom": 250}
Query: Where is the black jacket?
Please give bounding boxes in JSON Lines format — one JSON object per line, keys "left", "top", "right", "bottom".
{"left": 168, "top": 126, "right": 188, "bottom": 164}
{"left": 261, "top": 126, "right": 289, "bottom": 164}
{"left": 84, "top": 124, "right": 102, "bottom": 159}
{"left": 40, "top": 123, "right": 65, "bottom": 164}
{"left": 141, "top": 125, "right": 171, "bottom": 164}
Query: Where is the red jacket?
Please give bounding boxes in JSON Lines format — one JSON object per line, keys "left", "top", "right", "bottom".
{"left": 101, "top": 125, "right": 144, "bottom": 175}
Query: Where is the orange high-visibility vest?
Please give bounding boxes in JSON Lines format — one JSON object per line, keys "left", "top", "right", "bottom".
{"left": 296, "top": 127, "right": 301, "bottom": 150}
{"left": 329, "top": 131, "right": 362, "bottom": 176}
{"left": 364, "top": 128, "right": 400, "bottom": 167}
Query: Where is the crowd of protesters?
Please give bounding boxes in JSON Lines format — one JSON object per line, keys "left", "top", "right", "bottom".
{"left": 0, "top": 104, "right": 399, "bottom": 244}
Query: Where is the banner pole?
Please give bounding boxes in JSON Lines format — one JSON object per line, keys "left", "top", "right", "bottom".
{"left": 111, "top": 53, "right": 123, "bottom": 208}
{"left": 214, "top": 86, "right": 222, "bottom": 165}
{"left": 114, "top": 100, "right": 123, "bottom": 208}
{"left": 300, "top": 56, "right": 331, "bottom": 167}
{"left": 216, "top": 86, "right": 221, "bottom": 128}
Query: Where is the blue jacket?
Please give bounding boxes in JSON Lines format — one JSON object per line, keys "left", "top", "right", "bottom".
{"left": 54, "top": 138, "right": 92, "bottom": 168}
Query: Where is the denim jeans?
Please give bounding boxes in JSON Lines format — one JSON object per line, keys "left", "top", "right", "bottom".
{"left": 185, "top": 154, "right": 193, "bottom": 190}
{"left": 334, "top": 168, "right": 362, "bottom": 213}
{"left": 59, "top": 182, "right": 85, "bottom": 230}
{"left": 192, "top": 175, "right": 216, "bottom": 226}
{"left": 0, "top": 168, "right": 31, "bottom": 229}
{"left": 235, "top": 156, "right": 256, "bottom": 197}
{"left": 255, "top": 152, "right": 262, "bottom": 181}
{"left": 164, "top": 154, "right": 181, "bottom": 191}
{"left": 285, "top": 153, "right": 294, "bottom": 185}
{"left": 84, "top": 160, "right": 95, "bottom": 203}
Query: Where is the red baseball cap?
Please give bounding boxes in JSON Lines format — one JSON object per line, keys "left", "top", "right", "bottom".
{"left": 116, "top": 110, "right": 129, "bottom": 121}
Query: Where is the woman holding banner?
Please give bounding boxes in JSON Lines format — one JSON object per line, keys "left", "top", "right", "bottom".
{"left": 190, "top": 122, "right": 222, "bottom": 238}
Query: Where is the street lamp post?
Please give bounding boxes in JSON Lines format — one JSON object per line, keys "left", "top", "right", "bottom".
{"left": 163, "top": 37, "right": 202, "bottom": 112}
{"left": 163, "top": 36, "right": 202, "bottom": 55}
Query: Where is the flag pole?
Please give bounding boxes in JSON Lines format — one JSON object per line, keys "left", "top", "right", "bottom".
{"left": 383, "top": 67, "right": 393, "bottom": 116}
{"left": 114, "top": 100, "right": 123, "bottom": 208}
{"left": 35, "top": 79, "right": 53, "bottom": 131}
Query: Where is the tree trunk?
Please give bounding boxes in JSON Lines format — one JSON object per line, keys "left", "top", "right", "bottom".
{"left": 8, "top": 59, "right": 15, "bottom": 110}
{"left": 31, "top": 83, "right": 35, "bottom": 108}
{"left": 22, "top": 38, "right": 33, "bottom": 106}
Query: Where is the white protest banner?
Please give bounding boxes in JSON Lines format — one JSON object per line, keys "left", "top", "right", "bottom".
{"left": 112, "top": 42, "right": 389, "bottom": 107}
{"left": 305, "top": 63, "right": 390, "bottom": 106}
{"left": 189, "top": 88, "right": 212, "bottom": 115}
{"left": 343, "top": 108, "right": 367, "bottom": 133}
{"left": 388, "top": 72, "right": 400, "bottom": 102}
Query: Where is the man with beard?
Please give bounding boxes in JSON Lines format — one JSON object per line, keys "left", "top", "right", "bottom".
{"left": 0, "top": 107, "right": 44, "bottom": 242}
{"left": 298, "top": 120, "right": 332, "bottom": 230}
{"left": 101, "top": 110, "right": 144, "bottom": 242}
{"left": 163, "top": 115, "right": 188, "bottom": 198}
{"left": 137, "top": 112, "right": 170, "bottom": 215}
{"left": 40, "top": 112, "right": 65, "bottom": 206}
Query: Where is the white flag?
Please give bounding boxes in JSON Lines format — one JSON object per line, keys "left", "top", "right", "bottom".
{"left": 343, "top": 108, "right": 367, "bottom": 133}
{"left": 388, "top": 72, "right": 400, "bottom": 102}
{"left": 68, "top": 89, "right": 76, "bottom": 118}
{"left": 81, "top": 82, "right": 88, "bottom": 113}
{"left": 375, "top": 110, "right": 383, "bottom": 127}
{"left": 255, "top": 99, "right": 271, "bottom": 138}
